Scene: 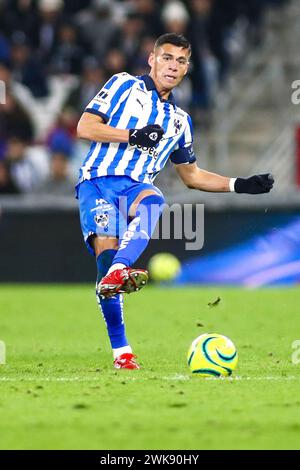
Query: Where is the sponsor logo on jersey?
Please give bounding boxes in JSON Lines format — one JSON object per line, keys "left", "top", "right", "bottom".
{"left": 176, "top": 109, "right": 185, "bottom": 118}
{"left": 119, "top": 217, "right": 140, "bottom": 250}
{"left": 136, "top": 98, "right": 145, "bottom": 109}
{"left": 148, "top": 146, "right": 159, "bottom": 159}
{"left": 90, "top": 199, "right": 113, "bottom": 213}
{"left": 97, "top": 90, "right": 109, "bottom": 100}
{"left": 94, "top": 89, "right": 109, "bottom": 104}
{"left": 136, "top": 86, "right": 148, "bottom": 95}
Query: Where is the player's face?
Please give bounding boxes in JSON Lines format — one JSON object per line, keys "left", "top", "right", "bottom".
{"left": 148, "top": 43, "right": 190, "bottom": 95}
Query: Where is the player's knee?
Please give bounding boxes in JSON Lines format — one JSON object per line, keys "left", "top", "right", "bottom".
{"left": 129, "top": 190, "right": 165, "bottom": 218}
{"left": 92, "top": 236, "right": 119, "bottom": 258}
{"left": 137, "top": 192, "right": 165, "bottom": 215}
{"left": 96, "top": 249, "right": 117, "bottom": 283}
{"left": 144, "top": 191, "right": 165, "bottom": 205}
{"left": 134, "top": 193, "right": 165, "bottom": 236}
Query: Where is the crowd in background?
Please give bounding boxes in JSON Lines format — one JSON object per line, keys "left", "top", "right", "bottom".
{"left": 0, "top": 0, "right": 289, "bottom": 195}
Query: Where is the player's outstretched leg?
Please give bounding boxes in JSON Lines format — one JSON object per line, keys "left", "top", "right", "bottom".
{"left": 96, "top": 248, "right": 140, "bottom": 369}
{"left": 97, "top": 265, "right": 149, "bottom": 298}
{"left": 98, "top": 193, "right": 164, "bottom": 299}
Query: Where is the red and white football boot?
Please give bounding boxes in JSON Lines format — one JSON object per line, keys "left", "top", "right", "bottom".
{"left": 114, "top": 353, "right": 140, "bottom": 370}
{"left": 97, "top": 267, "right": 148, "bottom": 299}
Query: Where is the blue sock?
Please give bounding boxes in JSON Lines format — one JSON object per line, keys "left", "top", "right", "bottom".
{"left": 112, "top": 193, "right": 165, "bottom": 267}
{"left": 96, "top": 249, "right": 129, "bottom": 350}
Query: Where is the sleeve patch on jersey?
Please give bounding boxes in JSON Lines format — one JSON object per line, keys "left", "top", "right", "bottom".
{"left": 93, "top": 97, "right": 109, "bottom": 105}
{"left": 170, "top": 145, "right": 196, "bottom": 165}
{"left": 96, "top": 90, "right": 109, "bottom": 100}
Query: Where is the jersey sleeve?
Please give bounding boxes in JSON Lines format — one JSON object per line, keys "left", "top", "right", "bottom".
{"left": 84, "top": 73, "right": 136, "bottom": 123}
{"left": 170, "top": 114, "right": 196, "bottom": 165}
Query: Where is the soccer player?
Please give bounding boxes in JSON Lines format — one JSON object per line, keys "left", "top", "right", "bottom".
{"left": 76, "top": 33, "right": 274, "bottom": 369}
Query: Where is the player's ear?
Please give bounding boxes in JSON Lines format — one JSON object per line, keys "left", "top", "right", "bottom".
{"left": 183, "top": 62, "right": 190, "bottom": 75}
{"left": 148, "top": 52, "right": 154, "bottom": 68}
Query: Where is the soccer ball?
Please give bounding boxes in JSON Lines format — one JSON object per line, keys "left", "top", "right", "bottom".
{"left": 187, "top": 333, "right": 238, "bottom": 377}
{"left": 148, "top": 252, "right": 181, "bottom": 282}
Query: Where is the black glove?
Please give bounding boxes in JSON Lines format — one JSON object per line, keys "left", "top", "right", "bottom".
{"left": 234, "top": 173, "right": 274, "bottom": 194}
{"left": 129, "top": 124, "right": 164, "bottom": 148}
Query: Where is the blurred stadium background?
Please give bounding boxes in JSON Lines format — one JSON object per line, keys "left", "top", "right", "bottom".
{"left": 0, "top": 0, "right": 299, "bottom": 285}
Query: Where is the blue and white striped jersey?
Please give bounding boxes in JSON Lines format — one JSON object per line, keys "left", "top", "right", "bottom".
{"left": 78, "top": 73, "right": 196, "bottom": 184}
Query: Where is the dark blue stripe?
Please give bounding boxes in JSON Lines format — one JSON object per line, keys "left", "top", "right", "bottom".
{"left": 161, "top": 103, "right": 171, "bottom": 131}
{"left": 104, "top": 75, "right": 119, "bottom": 90}
{"left": 91, "top": 102, "right": 100, "bottom": 111}
{"left": 83, "top": 141, "right": 97, "bottom": 162}
{"left": 106, "top": 79, "right": 136, "bottom": 118}
{"left": 88, "top": 79, "right": 136, "bottom": 177}
{"left": 89, "top": 143, "right": 110, "bottom": 179}
{"left": 177, "top": 132, "right": 185, "bottom": 148}
{"left": 153, "top": 135, "right": 180, "bottom": 173}
{"left": 107, "top": 116, "right": 139, "bottom": 174}
{"left": 132, "top": 92, "right": 160, "bottom": 178}
{"left": 187, "top": 113, "right": 194, "bottom": 138}
{"left": 125, "top": 147, "right": 143, "bottom": 176}
{"left": 80, "top": 141, "right": 97, "bottom": 179}
{"left": 150, "top": 104, "right": 177, "bottom": 174}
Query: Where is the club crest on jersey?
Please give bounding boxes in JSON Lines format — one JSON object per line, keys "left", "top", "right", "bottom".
{"left": 149, "top": 132, "right": 158, "bottom": 141}
{"left": 174, "top": 118, "right": 183, "bottom": 134}
{"left": 94, "top": 213, "right": 109, "bottom": 228}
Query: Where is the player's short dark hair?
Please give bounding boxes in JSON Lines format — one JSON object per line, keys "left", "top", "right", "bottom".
{"left": 154, "top": 33, "right": 191, "bottom": 56}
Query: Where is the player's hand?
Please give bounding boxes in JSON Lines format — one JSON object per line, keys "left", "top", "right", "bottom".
{"left": 234, "top": 173, "right": 274, "bottom": 194}
{"left": 129, "top": 124, "right": 164, "bottom": 148}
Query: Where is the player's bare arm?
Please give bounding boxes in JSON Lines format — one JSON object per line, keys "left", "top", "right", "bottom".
{"left": 77, "top": 112, "right": 129, "bottom": 143}
{"left": 77, "top": 112, "right": 164, "bottom": 148}
{"left": 176, "top": 162, "right": 274, "bottom": 194}
{"left": 176, "top": 162, "right": 230, "bottom": 192}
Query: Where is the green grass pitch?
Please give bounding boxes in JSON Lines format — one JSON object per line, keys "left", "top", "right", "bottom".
{"left": 0, "top": 284, "right": 300, "bottom": 450}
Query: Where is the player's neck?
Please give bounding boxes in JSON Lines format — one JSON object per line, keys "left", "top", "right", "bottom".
{"left": 149, "top": 73, "right": 172, "bottom": 101}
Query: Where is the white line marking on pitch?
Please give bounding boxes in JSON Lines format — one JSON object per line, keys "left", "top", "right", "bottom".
{"left": 0, "top": 375, "right": 299, "bottom": 382}
{"left": 163, "top": 375, "right": 299, "bottom": 381}
{"left": 0, "top": 377, "right": 101, "bottom": 382}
